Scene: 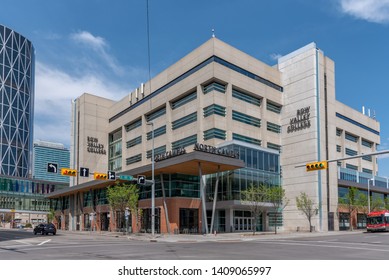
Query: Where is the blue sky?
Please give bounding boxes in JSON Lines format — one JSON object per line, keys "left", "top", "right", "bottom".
{"left": 2, "top": 0, "right": 389, "bottom": 176}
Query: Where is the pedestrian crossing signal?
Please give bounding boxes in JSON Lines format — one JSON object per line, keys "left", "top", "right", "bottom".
{"left": 94, "top": 173, "right": 108, "bottom": 180}
{"left": 306, "top": 161, "right": 328, "bottom": 172}
{"left": 61, "top": 168, "right": 77, "bottom": 176}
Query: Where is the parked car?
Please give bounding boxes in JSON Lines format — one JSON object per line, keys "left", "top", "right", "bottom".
{"left": 33, "top": 223, "right": 56, "bottom": 235}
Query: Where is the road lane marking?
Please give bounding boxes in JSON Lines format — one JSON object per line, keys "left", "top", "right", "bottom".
{"left": 15, "top": 240, "right": 32, "bottom": 245}
{"left": 38, "top": 239, "right": 51, "bottom": 246}
{"left": 254, "top": 240, "right": 389, "bottom": 252}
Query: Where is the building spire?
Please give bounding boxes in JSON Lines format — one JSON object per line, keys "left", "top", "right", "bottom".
{"left": 212, "top": 28, "right": 215, "bottom": 38}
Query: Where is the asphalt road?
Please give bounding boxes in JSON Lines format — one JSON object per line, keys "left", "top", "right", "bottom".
{"left": 1, "top": 228, "right": 389, "bottom": 260}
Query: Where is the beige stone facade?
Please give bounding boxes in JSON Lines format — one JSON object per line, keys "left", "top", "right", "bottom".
{"left": 64, "top": 38, "right": 382, "bottom": 233}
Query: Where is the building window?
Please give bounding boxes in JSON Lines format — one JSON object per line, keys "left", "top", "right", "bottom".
{"left": 204, "top": 128, "right": 226, "bottom": 141}
{"left": 266, "top": 101, "right": 282, "bottom": 114}
{"left": 268, "top": 212, "right": 283, "bottom": 227}
{"left": 126, "top": 136, "right": 142, "bottom": 148}
{"left": 146, "top": 106, "right": 166, "bottom": 122}
{"left": 346, "top": 163, "right": 358, "bottom": 171}
{"left": 345, "top": 132, "right": 358, "bottom": 143}
{"left": 232, "top": 111, "right": 261, "bottom": 127}
{"left": 109, "top": 129, "right": 122, "bottom": 172}
{"left": 345, "top": 148, "right": 357, "bottom": 156}
{"left": 146, "top": 145, "right": 166, "bottom": 159}
{"left": 267, "top": 122, "right": 281, "bottom": 133}
{"left": 125, "top": 118, "right": 142, "bottom": 132}
{"left": 171, "top": 91, "right": 197, "bottom": 109}
{"left": 336, "top": 128, "right": 342, "bottom": 136}
{"left": 203, "top": 104, "right": 226, "bottom": 117}
{"left": 147, "top": 125, "right": 166, "bottom": 140}
{"left": 336, "top": 145, "right": 341, "bottom": 152}
{"left": 172, "top": 112, "right": 197, "bottom": 130}
{"left": 172, "top": 134, "right": 197, "bottom": 150}
{"left": 362, "top": 139, "right": 373, "bottom": 148}
{"left": 232, "top": 133, "right": 261, "bottom": 146}
{"left": 232, "top": 88, "right": 261, "bottom": 106}
{"left": 362, "top": 168, "right": 372, "bottom": 174}
{"left": 362, "top": 155, "right": 372, "bottom": 162}
{"left": 203, "top": 81, "right": 226, "bottom": 94}
{"left": 267, "top": 143, "right": 281, "bottom": 152}
{"left": 126, "top": 154, "right": 142, "bottom": 165}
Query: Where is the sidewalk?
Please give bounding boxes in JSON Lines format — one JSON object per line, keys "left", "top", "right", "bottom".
{"left": 61, "top": 228, "right": 366, "bottom": 243}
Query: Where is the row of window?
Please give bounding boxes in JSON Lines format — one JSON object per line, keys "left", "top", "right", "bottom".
{"left": 110, "top": 55, "right": 283, "bottom": 123}
{"left": 124, "top": 133, "right": 282, "bottom": 166}
{"left": 336, "top": 129, "right": 374, "bottom": 147}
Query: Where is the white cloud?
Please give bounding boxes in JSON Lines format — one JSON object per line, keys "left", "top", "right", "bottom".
{"left": 339, "top": 0, "right": 389, "bottom": 23}
{"left": 34, "top": 61, "right": 129, "bottom": 146}
{"left": 70, "top": 30, "right": 125, "bottom": 76}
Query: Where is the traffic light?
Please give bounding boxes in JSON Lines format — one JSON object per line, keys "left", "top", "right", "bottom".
{"left": 306, "top": 161, "right": 328, "bottom": 172}
{"left": 94, "top": 173, "right": 108, "bottom": 180}
{"left": 61, "top": 168, "right": 77, "bottom": 176}
{"left": 137, "top": 175, "right": 146, "bottom": 185}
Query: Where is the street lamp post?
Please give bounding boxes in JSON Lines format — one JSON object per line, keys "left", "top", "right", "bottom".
{"left": 368, "top": 178, "right": 374, "bottom": 213}
{"left": 147, "top": 121, "right": 155, "bottom": 236}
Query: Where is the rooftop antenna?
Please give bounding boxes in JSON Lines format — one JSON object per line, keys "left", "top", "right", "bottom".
{"left": 212, "top": 28, "right": 215, "bottom": 38}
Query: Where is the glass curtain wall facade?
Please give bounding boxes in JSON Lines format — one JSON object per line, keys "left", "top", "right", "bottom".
{"left": 0, "top": 175, "right": 67, "bottom": 211}
{"left": 0, "top": 25, "right": 35, "bottom": 178}
{"left": 206, "top": 143, "right": 280, "bottom": 202}
{"left": 33, "top": 141, "right": 70, "bottom": 183}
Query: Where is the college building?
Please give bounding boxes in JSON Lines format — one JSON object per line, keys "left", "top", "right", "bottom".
{"left": 46, "top": 38, "right": 387, "bottom": 233}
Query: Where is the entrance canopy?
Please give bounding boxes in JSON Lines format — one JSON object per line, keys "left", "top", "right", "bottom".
{"left": 123, "top": 150, "right": 245, "bottom": 177}
{"left": 47, "top": 150, "right": 245, "bottom": 199}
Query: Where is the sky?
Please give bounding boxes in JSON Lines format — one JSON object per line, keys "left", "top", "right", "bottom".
{"left": 2, "top": 0, "right": 389, "bottom": 176}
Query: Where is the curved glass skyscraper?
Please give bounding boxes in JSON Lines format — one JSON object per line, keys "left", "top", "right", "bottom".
{"left": 0, "top": 25, "right": 34, "bottom": 177}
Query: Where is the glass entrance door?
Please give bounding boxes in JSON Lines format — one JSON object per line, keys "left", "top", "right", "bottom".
{"left": 234, "top": 217, "right": 253, "bottom": 231}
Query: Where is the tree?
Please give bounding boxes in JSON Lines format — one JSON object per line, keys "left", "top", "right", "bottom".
{"left": 47, "top": 208, "right": 55, "bottom": 223}
{"left": 338, "top": 187, "right": 360, "bottom": 231}
{"left": 240, "top": 184, "right": 267, "bottom": 235}
{"left": 106, "top": 181, "right": 139, "bottom": 232}
{"left": 385, "top": 197, "right": 389, "bottom": 210}
{"left": 295, "top": 192, "right": 318, "bottom": 232}
{"left": 371, "top": 196, "right": 385, "bottom": 212}
{"left": 266, "top": 186, "right": 289, "bottom": 234}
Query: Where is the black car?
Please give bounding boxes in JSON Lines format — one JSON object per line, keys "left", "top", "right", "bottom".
{"left": 33, "top": 223, "right": 56, "bottom": 235}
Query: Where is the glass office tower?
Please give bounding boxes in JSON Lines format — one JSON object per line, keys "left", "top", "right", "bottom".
{"left": 0, "top": 25, "right": 35, "bottom": 178}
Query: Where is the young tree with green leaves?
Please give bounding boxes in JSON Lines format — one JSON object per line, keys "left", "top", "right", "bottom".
{"left": 240, "top": 184, "right": 267, "bottom": 235}
{"left": 295, "top": 192, "right": 318, "bottom": 232}
{"left": 47, "top": 208, "right": 55, "bottom": 223}
{"left": 267, "top": 186, "right": 289, "bottom": 234}
{"left": 106, "top": 181, "right": 139, "bottom": 233}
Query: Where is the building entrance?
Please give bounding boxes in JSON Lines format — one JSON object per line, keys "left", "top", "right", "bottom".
{"left": 234, "top": 210, "right": 262, "bottom": 232}
{"left": 234, "top": 217, "right": 253, "bottom": 231}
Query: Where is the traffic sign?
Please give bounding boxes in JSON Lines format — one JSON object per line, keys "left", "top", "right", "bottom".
{"left": 47, "top": 163, "right": 58, "bottom": 173}
{"left": 79, "top": 167, "right": 90, "bottom": 177}
{"left": 119, "top": 175, "right": 134, "bottom": 181}
{"left": 108, "top": 171, "right": 116, "bottom": 180}
{"left": 137, "top": 175, "right": 146, "bottom": 185}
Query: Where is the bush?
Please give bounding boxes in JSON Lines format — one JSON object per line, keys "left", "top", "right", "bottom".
{"left": 25, "top": 223, "right": 32, "bottom": 228}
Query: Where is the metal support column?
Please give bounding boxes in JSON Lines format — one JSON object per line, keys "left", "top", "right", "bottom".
{"left": 210, "top": 165, "right": 220, "bottom": 234}
{"left": 199, "top": 162, "right": 209, "bottom": 234}
{"left": 160, "top": 174, "right": 171, "bottom": 234}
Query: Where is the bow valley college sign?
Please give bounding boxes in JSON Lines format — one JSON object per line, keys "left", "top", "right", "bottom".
{"left": 87, "top": 136, "right": 107, "bottom": 155}
{"left": 287, "top": 106, "right": 311, "bottom": 133}
{"left": 154, "top": 143, "right": 240, "bottom": 162}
